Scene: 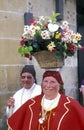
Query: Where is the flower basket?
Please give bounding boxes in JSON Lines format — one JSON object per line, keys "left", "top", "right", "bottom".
{"left": 33, "top": 50, "right": 64, "bottom": 68}
{"left": 18, "top": 12, "right": 82, "bottom": 64}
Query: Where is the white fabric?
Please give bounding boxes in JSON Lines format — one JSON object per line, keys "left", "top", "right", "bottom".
{"left": 42, "top": 93, "right": 60, "bottom": 111}
{"left": 6, "top": 83, "right": 41, "bottom": 117}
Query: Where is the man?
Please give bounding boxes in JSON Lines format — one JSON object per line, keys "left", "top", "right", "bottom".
{"left": 6, "top": 65, "right": 41, "bottom": 117}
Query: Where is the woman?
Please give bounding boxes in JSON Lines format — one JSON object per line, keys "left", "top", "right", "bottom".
{"left": 8, "top": 70, "right": 84, "bottom": 130}
{"left": 6, "top": 65, "right": 41, "bottom": 117}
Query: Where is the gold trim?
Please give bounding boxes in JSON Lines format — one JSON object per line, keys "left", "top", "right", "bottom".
{"left": 29, "top": 98, "right": 36, "bottom": 130}
{"left": 57, "top": 97, "right": 71, "bottom": 130}
{"left": 47, "top": 111, "right": 52, "bottom": 130}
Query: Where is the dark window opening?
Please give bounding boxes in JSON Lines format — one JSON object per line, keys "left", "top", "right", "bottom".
{"left": 76, "top": 0, "right": 84, "bottom": 105}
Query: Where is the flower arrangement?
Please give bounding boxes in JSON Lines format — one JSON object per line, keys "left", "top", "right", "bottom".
{"left": 18, "top": 12, "right": 82, "bottom": 60}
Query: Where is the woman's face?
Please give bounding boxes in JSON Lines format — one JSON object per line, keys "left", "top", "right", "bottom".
{"left": 21, "top": 72, "right": 35, "bottom": 89}
{"left": 41, "top": 76, "right": 60, "bottom": 99}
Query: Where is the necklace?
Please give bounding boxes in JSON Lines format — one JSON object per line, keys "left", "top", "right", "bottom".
{"left": 38, "top": 94, "right": 60, "bottom": 124}
{"left": 21, "top": 88, "right": 25, "bottom": 105}
{"left": 39, "top": 103, "right": 48, "bottom": 124}
{"left": 20, "top": 84, "right": 36, "bottom": 105}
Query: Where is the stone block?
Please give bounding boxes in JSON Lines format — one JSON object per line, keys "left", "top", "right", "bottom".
{"left": 0, "top": 0, "right": 26, "bottom": 12}
{"left": 0, "top": 12, "right": 24, "bottom": 38}
{"left": 0, "top": 93, "right": 13, "bottom": 118}
{"left": 0, "top": 66, "right": 24, "bottom": 118}
{"left": 0, "top": 40, "right": 24, "bottom": 64}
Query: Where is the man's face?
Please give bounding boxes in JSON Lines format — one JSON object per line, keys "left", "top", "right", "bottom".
{"left": 21, "top": 72, "right": 35, "bottom": 89}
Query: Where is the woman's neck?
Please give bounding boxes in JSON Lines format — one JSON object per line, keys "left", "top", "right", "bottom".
{"left": 44, "top": 92, "right": 58, "bottom": 100}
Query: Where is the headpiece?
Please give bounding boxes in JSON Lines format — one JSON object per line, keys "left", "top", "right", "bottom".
{"left": 42, "top": 70, "right": 64, "bottom": 85}
{"left": 21, "top": 65, "right": 36, "bottom": 82}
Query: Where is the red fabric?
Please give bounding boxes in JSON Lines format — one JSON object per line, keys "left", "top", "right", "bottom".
{"left": 43, "top": 71, "right": 64, "bottom": 85}
{"left": 8, "top": 94, "right": 84, "bottom": 130}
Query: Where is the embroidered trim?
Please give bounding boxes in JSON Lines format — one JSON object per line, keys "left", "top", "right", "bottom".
{"left": 38, "top": 110, "right": 53, "bottom": 130}
{"left": 47, "top": 111, "right": 52, "bottom": 130}
{"left": 29, "top": 98, "right": 36, "bottom": 130}
{"left": 57, "top": 97, "right": 71, "bottom": 130}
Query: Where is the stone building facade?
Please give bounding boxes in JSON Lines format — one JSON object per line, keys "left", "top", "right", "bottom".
{"left": 0, "top": 0, "right": 78, "bottom": 125}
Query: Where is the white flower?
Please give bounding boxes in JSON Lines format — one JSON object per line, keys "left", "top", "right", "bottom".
{"left": 39, "top": 16, "right": 45, "bottom": 21}
{"left": 61, "top": 21, "right": 69, "bottom": 29}
{"left": 24, "top": 25, "right": 29, "bottom": 32}
{"left": 41, "top": 30, "right": 50, "bottom": 39}
{"left": 48, "top": 23, "right": 59, "bottom": 32}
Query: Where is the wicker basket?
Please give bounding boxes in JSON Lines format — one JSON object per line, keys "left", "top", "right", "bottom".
{"left": 33, "top": 51, "right": 64, "bottom": 68}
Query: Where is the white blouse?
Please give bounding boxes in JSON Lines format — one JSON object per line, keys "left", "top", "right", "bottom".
{"left": 6, "top": 83, "right": 41, "bottom": 117}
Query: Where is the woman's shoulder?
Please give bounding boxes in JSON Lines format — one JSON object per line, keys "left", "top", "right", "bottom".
{"left": 61, "top": 94, "right": 84, "bottom": 109}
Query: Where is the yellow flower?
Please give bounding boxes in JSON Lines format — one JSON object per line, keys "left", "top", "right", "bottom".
{"left": 72, "top": 33, "right": 82, "bottom": 43}
{"left": 75, "top": 33, "right": 82, "bottom": 41}
{"left": 55, "top": 32, "right": 61, "bottom": 39}
{"left": 47, "top": 42, "right": 55, "bottom": 52}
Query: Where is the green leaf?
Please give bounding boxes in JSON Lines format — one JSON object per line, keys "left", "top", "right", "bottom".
{"left": 18, "top": 46, "right": 25, "bottom": 56}
{"left": 46, "top": 11, "right": 60, "bottom": 23}
{"left": 18, "top": 46, "right": 33, "bottom": 56}
{"left": 24, "top": 46, "right": 33, "bottom": 54}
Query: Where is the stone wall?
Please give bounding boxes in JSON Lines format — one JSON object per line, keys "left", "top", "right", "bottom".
{"left": 0, "top": 0, "right": 55, "bottom": 119}
{"left": 63, "top": 0, "right": 78, "bottom": 99}
{"left": 0, "top": 0, "right": 78, "bottom": 124}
